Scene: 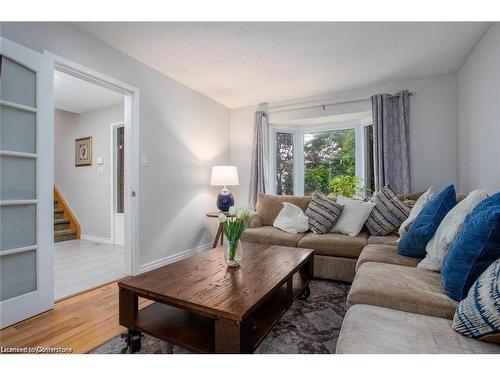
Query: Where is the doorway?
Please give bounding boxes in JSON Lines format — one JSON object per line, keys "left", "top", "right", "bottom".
{"left": 49, "top": 53, "right": 140, "bottom": 301}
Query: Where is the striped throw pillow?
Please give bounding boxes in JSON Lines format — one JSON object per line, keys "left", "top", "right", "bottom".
{"left": 452, "top": 258, "right": 500, "bottom": 343}
{"left": 305, "top": 192, "right": 344, "bottom": 234}
{"left": 366, "top": 185, "right": 411, "bottom": 236}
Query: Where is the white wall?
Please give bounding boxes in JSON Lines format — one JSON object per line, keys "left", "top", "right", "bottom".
{"left": 1, "top": 22, "right": 230, "bottom": 268}
{"left": 457, "top": 24, "right": 500, "bottom": 193}
{"left": 230, "top": 73, "right": 459, "bottom": 204}
{"left": 230, "top": 106, "right": 256, "bottom": 206}
{"left": 54, "top": 104, "right": 123, "bottom": 240}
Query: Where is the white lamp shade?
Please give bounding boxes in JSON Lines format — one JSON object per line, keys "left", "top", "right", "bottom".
{"left": 210, "top": 166, "right": 239, "bottom": 186}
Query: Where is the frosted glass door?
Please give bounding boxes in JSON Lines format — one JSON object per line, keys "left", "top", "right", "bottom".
{"left": 0, "top": 38, "right": 53, "bottom": 328}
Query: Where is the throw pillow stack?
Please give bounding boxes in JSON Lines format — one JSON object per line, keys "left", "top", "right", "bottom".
{"left": 398, "top": 184, "right": 456, "bottom": 257}
{"left": 418, "top": 190, "right": 488, "bottom": 271}
{"left": 394, "top": 185, "right": 500, "bottom": 343}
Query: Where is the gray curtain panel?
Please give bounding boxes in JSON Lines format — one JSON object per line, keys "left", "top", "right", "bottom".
{"left": 248, "top": 111, "right": 267, "bottom": 209}
{"left": 371, "top": 90, "right": 411, "bottom": 195}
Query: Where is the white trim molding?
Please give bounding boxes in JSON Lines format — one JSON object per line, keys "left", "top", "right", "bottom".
{"left": 45, "top": 51, "right": 141, "bottom": 276}
{"left": 80, "top": 234, "right": 114, "bottom": 245}
{"left": 138, "top": 243, "right": 212, "bottom": 274}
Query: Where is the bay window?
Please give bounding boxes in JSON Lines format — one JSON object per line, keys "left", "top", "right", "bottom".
{"left": 270, "top": 123, "right": 374, "bottom": 197}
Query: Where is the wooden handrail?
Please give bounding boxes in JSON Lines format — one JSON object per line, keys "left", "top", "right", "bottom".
{"left": 54, "top": 185, "right": 81, "bottom": 239}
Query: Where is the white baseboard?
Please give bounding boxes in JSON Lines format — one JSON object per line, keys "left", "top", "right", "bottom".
{"left": 138, "top": 242, "right": 212, "bottom": 274}
{"left": 80, "top": 234, "right": 114, "bottom": 244}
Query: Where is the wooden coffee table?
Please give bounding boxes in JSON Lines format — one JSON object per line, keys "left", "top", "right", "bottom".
{"left": 118, "top": 243, "right": 314, "bottom": 353}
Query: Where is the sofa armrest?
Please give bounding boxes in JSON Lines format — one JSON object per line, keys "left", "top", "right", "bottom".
{"left": 245, "top": 212, "right": 263, "bottom": 228}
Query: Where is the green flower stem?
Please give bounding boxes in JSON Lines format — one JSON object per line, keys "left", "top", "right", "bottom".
{"left": 222, "top": 216, "right": 248, "bottom": 262}
{"left": 229, "top": 240, "right": 238, "bottom": 261}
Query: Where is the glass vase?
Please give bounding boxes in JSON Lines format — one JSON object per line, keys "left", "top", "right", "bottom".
{"left": 224, "top": 239, "right": 242, "bottom": 267}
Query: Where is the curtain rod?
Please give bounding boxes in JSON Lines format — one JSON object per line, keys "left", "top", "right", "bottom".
{"left": 269, "top": 91, "right": 413, "bottom": 114}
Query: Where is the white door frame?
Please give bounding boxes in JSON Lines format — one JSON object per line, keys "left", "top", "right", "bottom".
{"left": 45, "top": 52, "right": 140, "bottom": 277}
{"left": 0, "top": 37, "right": 54, "bottom": 328}
{"left": 110, "top": 121, "right": 125, "bottom": 246}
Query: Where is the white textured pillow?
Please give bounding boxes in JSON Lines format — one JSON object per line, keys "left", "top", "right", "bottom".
{"left": 398, "top": 187, "right": 436, "bottom": 237}
{"left": 331, "top": 196, "right": 375, "bottom": 237}
{"left": 273, "top": 202, "right": 309, "bottom": 234}
{"left": 418, "top": 190, "right": 488, "bottom": 271}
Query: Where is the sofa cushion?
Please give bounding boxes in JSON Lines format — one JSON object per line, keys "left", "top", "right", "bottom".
{"left": 255, "top": 193, "right": 311, "bottom": 226}
{"left": 297, "top": 232, "right": 368, "bottom": 258}
{"left": 356, "top": 244, "right": 421, "bottom": 271}
{"left": 442, "top": 192, "right": 500, "bottom": 301}
{"left": 336, "top": 304, "right": 500, "bottom": 354}
{"left": 241, "top": 226, "right": 306, "bottom": 247}
{"left": 313, "top": 255, "right": 357, "bottom": 283}
{"left": 365, "top": 185, "right": 411, "bottom": 236}
{"left": 367, "top": 234, "right": 399, "bottom": 246}
{"left": 305, "top": 192, "right": 343, "bottom": 234}
{"left": 398, "top": 184, "right": 456, "bottom": 258}
{"left": 347, "top": 262, "right": 457, "bottom": 319}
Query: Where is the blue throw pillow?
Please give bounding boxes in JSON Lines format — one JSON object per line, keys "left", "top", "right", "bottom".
{"left": 398, "top": 184, "right": 456, "bottom": 257}
{"left": 452, "top": 258, "right": 500, "bottom": 342}
{"left": 442, "top": 192, "right": 500, "bottom": 301}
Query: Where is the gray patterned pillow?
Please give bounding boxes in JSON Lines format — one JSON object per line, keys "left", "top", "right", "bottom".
{"left": 365, "top": 185, "right": 411, "bottom": 236}
{"left": 305, "top": 192, "right": 344, "bottom": 234}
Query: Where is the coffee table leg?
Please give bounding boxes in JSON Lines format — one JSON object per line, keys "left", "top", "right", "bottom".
{"left": 215, "top": 317, "right": 252, "bottom": 353}
{"left": 121, "top": 329, "right": 142, "bottom": 353}
{"left": 298, "top": 285, "right": 311, "bottom": 300}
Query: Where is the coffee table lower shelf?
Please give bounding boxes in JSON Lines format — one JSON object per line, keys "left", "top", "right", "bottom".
{"left": 123, "top": 272, "right": 311, "bottom": 353}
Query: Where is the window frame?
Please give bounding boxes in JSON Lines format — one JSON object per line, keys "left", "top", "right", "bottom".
{"left": 268, "top": 121, "right": 370, "bottom": 196}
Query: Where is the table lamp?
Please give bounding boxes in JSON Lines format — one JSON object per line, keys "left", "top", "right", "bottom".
{"left": 210, "top": 166, "right": 239, "bottom": 212}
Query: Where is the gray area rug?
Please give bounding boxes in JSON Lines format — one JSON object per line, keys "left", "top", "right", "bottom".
{"left": 91, "top": 280, "right": 350, "bottom": 354}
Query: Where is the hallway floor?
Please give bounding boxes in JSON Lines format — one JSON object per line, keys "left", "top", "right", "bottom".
{"left": 54, "top": 240, "right": 126, "bottom": 300}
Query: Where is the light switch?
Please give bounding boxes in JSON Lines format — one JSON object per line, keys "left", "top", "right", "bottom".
{"left": 96, "top": 157, "right": 104, "bottom": 165}
{"left": 141, "top": 154, "right": 148, "bottom": 166}
{"left": 97, "top": 166, "right": 104, "bottom": 175}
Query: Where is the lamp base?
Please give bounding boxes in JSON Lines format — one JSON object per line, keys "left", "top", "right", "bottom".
{"left": 217, "top": 187, "right": 234, "bottom": 212}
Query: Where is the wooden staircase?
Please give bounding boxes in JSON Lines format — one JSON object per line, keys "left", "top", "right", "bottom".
{"left": 54, "top": 186, "right": 81, "bottom": 242}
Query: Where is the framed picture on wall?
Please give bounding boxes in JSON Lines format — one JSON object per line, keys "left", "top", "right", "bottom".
{"left": 75, "top": 137, "right": 92, "bottom": 166}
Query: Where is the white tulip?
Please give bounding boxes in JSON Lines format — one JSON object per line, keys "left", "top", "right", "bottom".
{"left": 218, "top": 213, "right": 228, "bottom": 223}
{"left": 228, "top": 206, "right": 237, "bottom": 216}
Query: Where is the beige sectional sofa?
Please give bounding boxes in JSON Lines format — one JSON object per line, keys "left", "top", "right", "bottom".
{"left": 242, "top": 193, "right": 500, "bottom": 353}
{"left": 337, "top": 245, "right": 500, "bottom": 353}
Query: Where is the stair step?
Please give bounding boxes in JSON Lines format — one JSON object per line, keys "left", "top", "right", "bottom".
{"left": 55, "top": 228, "right": 75, "bottom": 236}
{"left": 54, "top": 218, "right": 70, "bottom": 224}
{"left": 54, "top": 233, "right": 77, "bottom": 242}
{"left": 54, "top": 208, "right": 64, "bottom": 214}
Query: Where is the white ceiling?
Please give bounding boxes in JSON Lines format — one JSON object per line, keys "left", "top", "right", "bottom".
{"left": 54, "top": 70, "right": 123, "bottom": 114}
{"left": 76, "top": 22, "right": 490, "bottom": 108}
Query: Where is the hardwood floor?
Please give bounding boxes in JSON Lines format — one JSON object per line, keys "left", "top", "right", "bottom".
{"left": 0, "top": 281, "right": 151, "bottom": 354}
